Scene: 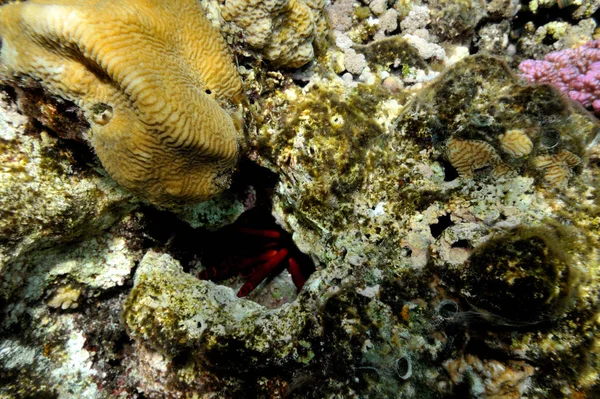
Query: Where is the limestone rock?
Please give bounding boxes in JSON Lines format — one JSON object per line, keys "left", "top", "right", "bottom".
{"left": 0, "top": 94, "right": 136, "bottom": 300}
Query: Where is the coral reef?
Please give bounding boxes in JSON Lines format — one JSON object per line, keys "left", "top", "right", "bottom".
{"left": 2, "top": 1, "right": 600, "bottom": 398}
{"left": 525, "top": 0, "right": 600, "bottom": 19}
{"left": 0, "top": 0, "right": 244, "bottom": 206}
{"left": 519, "top": 39, "right": 600, "bottom": 114}
{"left": 0, "top": 91, "right": 136, "bottom": 302}
{"left": 428, "top": 0, "right": 487, "bottom": 41}
{"left": 244, "top": 49, "right": 600, "bottom": 397}
{"left": 398, "top": 55, "right": 590, "bottom": 189}
{"left": 516, "top": 17, "right": 596, "bottom": 61}
{"left": 445, "top": 355, "right": 535, "bottom": 399}
{"left": 221, "top": 0, "right": 327, "bottom": 68}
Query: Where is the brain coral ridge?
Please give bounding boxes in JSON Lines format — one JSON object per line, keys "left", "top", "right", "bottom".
{"left": 0, "top": 0, "right": 244, "bottom": 206}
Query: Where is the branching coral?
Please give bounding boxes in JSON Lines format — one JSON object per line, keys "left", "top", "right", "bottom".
{"left": 0, "top": 0, "right": 244, "bottom": 206}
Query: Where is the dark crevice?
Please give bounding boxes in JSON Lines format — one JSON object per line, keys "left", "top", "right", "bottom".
{"left": 451, "top": 239, "right": 472, "bottom": 249}
{"left": 430, "top": 214, "right": 453, "bottom": 238}
{"left": 441, "top": 159, "right": 459, "bottom": 181}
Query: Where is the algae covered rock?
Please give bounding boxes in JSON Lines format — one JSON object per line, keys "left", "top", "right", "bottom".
{"left": 397, "top": 54, "right": 596, "bottom": 188}
{"left": 429, "top": 0, "right": 487, "bottom": 40}
{"left": 222, "top": 0, "right": 328, "bottom": 68}
{"left": 123, "top": 250, "right": 327, "bottom": 396}
{"left": 245, "top": 53, "right": 600, "bottom": 397}
{"left": 456, "top": 225, "right": 580, "bottom": 325}
{"left": 116, "top": 52, "right": 600, "bottom": 397}
{"left": 0, "top": 94, "right": 136, "bottom": 301}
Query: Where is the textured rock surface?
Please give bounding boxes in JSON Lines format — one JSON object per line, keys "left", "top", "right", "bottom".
{"left": 0, "top": 0, "right": 244, "bottom": 206}
{"left": 222, "top": 0, "right": 327, "bottom": 68}
{"left": 114, "top": 53, "right": 600, "bottom": 397}
{"left": 242, "top": 51, "right": 600, "bottom": 397}
{"left": 0, "top": 209, "right": 144, "bottom": 398}
{"left": 0, "top": 92, "right": 136, "bottom": 302}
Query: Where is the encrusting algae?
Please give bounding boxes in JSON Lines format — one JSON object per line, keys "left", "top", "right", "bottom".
{"left": 0, "top": 0, "right": 244, "bottom": 206}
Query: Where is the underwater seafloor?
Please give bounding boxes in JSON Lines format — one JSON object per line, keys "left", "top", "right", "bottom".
{"left": 1, "top": 0, "right": 600, "bottom": 398}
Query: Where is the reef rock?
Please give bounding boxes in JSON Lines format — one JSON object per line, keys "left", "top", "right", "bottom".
{"left": 112, "top": 53, "right": 600, "bottom": 397}
{"left": 2, "top": 1, "right": 600, "bottom": 395}
{"left": 0, "top": 92, "right": 136, "bottom": 302}
{"left": 398, "top": 55, "right": 591, "bottom": 188}
{"left": 243, "top": 53, "right": 600, "bottom": 397}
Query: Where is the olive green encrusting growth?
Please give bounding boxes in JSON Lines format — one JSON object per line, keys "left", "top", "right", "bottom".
{"left": 457, "top": 225, "right": 580, "bottom": 325}
{"left": 0, "top": 0, "right": 244, "bottom": 206}
{"left": 397, "top": 55, "right": 597, "bottom": 188}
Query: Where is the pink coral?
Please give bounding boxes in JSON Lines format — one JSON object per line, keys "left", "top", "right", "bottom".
{"left": 519, "top": 39, "right": 600, "bottom": 114}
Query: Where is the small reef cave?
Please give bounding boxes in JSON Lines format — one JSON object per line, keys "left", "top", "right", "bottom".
{"left": 138, "top": 159, "right": 315, "bottom": 308}
{"left": 429, "top": 213, "right": 454, "bottom": 239}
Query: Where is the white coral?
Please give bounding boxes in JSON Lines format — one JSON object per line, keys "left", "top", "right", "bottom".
{"left": 400, "top": 5, "right": 431, "bottom": 34}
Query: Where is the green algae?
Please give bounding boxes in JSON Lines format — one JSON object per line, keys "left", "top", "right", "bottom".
{"left": 353, "top": 6, "right": 370, "bottom": 21}
{"left": 356, "top": 36, "right": 428, "bottom": 72}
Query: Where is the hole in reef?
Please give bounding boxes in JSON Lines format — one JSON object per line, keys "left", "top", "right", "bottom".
{"left": 0, "top": 84, "right": 18, "bottom": 104}
{"left": 441, "top": 159, "right": 459, "bottom": 181}
{"left": 451, "top": 239, "right": 472, "bottom": 249}
{"left": 472, "top": 165, "right": 493, "bottom": 176}
{"left": 541, "top": 34, "right": 558, "bottom": 47}
{"left": 437, "top": 299, "right": 459, "bottom": 320}
{"left": 292, "top": 76, "right": 310, "bottom": 88}
{"left": 429, "top": 214, "right": 453, "bottom": 239}
{"left": 140, "top": 159, "right": 315, "bottom": 309}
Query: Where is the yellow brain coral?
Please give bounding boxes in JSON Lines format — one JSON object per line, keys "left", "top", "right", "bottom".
{"left": 0, "top": 0, "right": 244, "bottom": 206}
{"left": 447, "top": 138, "right": 506, "bottom": 177}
